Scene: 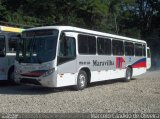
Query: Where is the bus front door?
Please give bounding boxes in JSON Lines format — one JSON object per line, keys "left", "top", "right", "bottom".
{"left": 57, "top": 36, "right": 77, "bottom": 86}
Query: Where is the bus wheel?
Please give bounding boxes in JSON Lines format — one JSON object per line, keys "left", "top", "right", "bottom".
{"left": 8, "top": 68, "right": 15, "bottom": 84}
{"left": 124, "top": 67, "right": 132, "bottom": 82}
{"left": 74, "top": 70, "right": 87, "bottom": 90}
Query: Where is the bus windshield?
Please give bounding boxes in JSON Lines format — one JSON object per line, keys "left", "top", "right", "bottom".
{"left": 16, "top": 29, "right": 59, "bottom": 63}
{"left": 0, "top": 35, "right": 5, "bottom": 57}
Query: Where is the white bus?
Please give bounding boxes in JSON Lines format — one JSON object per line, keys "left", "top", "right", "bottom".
{"left": 14, "top": 26, "right": 151, "bottom": 90}
{"left": 0, "top": 25, "right": 24, "bottom": 83}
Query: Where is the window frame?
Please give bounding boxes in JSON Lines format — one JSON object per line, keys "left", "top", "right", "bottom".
{"left": 57, "top": 35, "right": 77, "bottom": 65}
{"left": 135, "top": 43, "right": 143, "bottom": 56}
{"left": 142, "top": 44, "right": 146, "bottom": 57}
{"left": 97, "top": 37, "right": 111, "bottom": 55}
{"left": 112, "top": 39, "right": 124, "bottom": 56}
{"left": 78, "top": 34, "right": 96, "bottom": 55}
{"left": 147, "top": 49, "right": 151, "bottom": 58}
{"left": 124, "top": 41, "right": 134, "bottom": 56}
{"left": 8, "top": 36, "right": 19, "bottom": 53}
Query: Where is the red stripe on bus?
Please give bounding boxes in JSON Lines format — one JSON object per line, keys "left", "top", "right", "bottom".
{"left": 132, "top": 62, "right": 146, "bottom": 68}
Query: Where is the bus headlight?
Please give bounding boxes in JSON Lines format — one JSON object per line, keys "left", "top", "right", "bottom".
{"left": 43, "top": 68, "right": 55, "bottom": 77}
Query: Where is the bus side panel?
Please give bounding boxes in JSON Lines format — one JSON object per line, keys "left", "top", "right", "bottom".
{"left": 6, "top": 53, "right": 16, "bottom": 71}
{"left": 77, "top": 55, "right": 126, "bottom": 82}
{"left": 0, "top": 57, "right": 8, "bottom": 80}
{"left": 132, "top": 68, "right": 147, "bottom": 76}
{"left": 0, "top": 54, "right": 15, "bottom": 80}
{"left": 127, "top": 56, "right": 147, "bottom": 76}
{"left": 90, "top": 69, "right": 126, "bottom": 82}
{"left": 77, "top": 55, "right": 147, "bottom": 83}
{"left": 56, "top": 59, "right": 77, "bottom": 87}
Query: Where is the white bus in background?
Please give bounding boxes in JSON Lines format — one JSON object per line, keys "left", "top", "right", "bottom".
{"left": 15, "top": 26, "right": 151, "bottom": 90}
{"left": 0, "top": 25, "right": 24, "bottom": 83}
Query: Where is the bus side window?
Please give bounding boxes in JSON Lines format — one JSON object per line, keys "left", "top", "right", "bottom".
{"left": 9, "top": 36, "right": 19, "bottom": 53}
{"left": 135, "top": 43, "right": 143, "bottom": 56}
{"left": 143, "top": 44, "right": 146, "bottom": 56}
{"left": 58, "top": 36, "right": 76, "bottom": 65}
{"left": 124, "top": 42, "right": 134, "bottom": 56}
{"left": 147, "top": 49, "right": 151, "bottom": 58}
{"left": 78, "top": 34, "right": 96, "bottom": 55}
{"left": 97, "top": 37, "right": 111, "bottom": 55}
{"left": 112, "top": 39, "right": 124, "bottom": 56}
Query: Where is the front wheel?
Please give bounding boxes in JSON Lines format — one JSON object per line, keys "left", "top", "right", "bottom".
{"left": 124, "top": 67, "right": 132, "bottom": 82}
{"left": 74, "top": 70, "right": 87, "bottom": 91}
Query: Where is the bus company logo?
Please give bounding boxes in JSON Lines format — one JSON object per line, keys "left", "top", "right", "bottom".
{"left": 116, "top": 57, "right": 125, "bottom": 69}
{"left": 93, "top": 60, "right": 114, "bottom": 66}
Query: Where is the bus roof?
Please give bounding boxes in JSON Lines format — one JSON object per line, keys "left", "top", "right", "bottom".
{"left": 0, "top": 25, "right": 24, "bottom": 33}
{"left": 24, "top": 26, "right": 146, "bottom": 43}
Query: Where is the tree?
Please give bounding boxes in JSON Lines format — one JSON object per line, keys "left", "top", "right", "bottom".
{"left": 76, "top": 0, "right": 108, "bottom": 30}
{"left": 135, "top": 0, "right": 160, "bottom": 37}
{"left": 0, "top": 0, "right": 7, "bottom": 21}
{"left": 106, "top": 0, "right": 121, "bottom": 34}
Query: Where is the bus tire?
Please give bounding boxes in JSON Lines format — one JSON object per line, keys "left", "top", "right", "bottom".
{"left": 124, "top": 67, "right": 132, "bottom": 82}
{"left": 8, "top": 67, "right": 16, "bottom": 84}
{"left": 74, "top": 70, "right": 87, "bottom": 91}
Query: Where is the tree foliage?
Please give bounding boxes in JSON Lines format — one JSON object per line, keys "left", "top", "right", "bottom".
{"left": 0, "top": 0, "right": 159, "bottom": 39}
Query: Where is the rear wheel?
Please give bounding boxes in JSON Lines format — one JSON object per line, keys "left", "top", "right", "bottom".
{"left": 74, "top": 70, "right": 87, "bottom": 90}
{"left": 124, "top": 67, "right": 132, "bottom": 82}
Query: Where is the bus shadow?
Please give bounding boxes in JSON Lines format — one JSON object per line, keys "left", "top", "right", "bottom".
{"left": 0, "top": 81, "right": 72, "bottom": 95}
{"left": 0, "top": 80, "right": 15, "bottom": 87}
{"left": 88, "top": 78, "right": 125, "bottom": 88}
{"left": 0, "top": 78, "right": 135, "bottom": 95}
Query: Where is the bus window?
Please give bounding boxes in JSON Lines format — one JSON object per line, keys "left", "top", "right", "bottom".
{"left": 58, "top": 36, "right": 76, "bottom": 64}
{"left": 112, "top": 39, "right": 124, "bottom": 56}
{"left": 135, "top": 43, "right": 143, "bottom": 56}
{"left": 147, "top": 49, "right": 151, "bottom": 58}
{"left": 0, "top": 35, "right": 5, "bottom": 57}
{"left": 142, "top": 44, "right": 146, "bottom": 56}
{"left": 78, "top": 34, "right": 96, "bottom": 55}
{"left": 97, "top": 37, "right": 111, "bottom": 55}
{"left": 9, "top": 36, "right": 19, "bottom": 52}
{"left": 124, "top": 42, "right": 134, "bottom": 56}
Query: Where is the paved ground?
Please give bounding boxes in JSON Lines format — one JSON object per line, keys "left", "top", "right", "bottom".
{"left": 0, "top": 70, "right": 160, "bottom": 114}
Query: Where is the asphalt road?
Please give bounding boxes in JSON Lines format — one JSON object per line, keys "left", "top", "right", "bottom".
{"left": 0, "top": 69, "right": 160, "bottom": 115}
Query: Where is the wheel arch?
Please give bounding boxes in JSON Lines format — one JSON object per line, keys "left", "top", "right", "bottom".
{"left": 78, "top": 67, "right": 91, "bottom": 84}
{"left": 127, "top": 65, "right": 133, "bottom": 76}
{"left": 7, "top": 65, "right": 14, "bottom": 80}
